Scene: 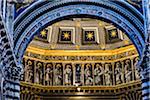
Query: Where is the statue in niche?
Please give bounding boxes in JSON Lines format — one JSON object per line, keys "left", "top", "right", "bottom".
{"left": 54, "top": 64, "right": 62, "bottom": 85}
{"left": 135, "top": 67, "right": 141, "bottom": 80}
{"left": 25, "top": 61, "right": 33, "bottom": 83}
{"left": 94, "top": 64, "right": 104, "bottom": 85}
{"left": 75, "top": 64, "right": 82, "bottom": 85}
{"left": 115, "top": 62, "right": 122, "bottom": 84}
{"left": 64, "top": 65, "right": 72, "bottom": 85}
{"left": 124, "top": 60, "right": 132, "bottom": 83}
{"left": 134, "top": 58, "right": 141, "bottom": 80}
{"left": 45, "top": 64, "right": 53, "bottom": 86}
{"left": 35, "top": 63, "right": 43, "bottom": 84}
{"left": 84, "top": 64, "right": 93, "bottom": 86}
{"left": 104, "top": 64, "right": 112, "bottom": 86}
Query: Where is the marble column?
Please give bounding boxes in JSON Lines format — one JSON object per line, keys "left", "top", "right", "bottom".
{"left": 1, "top": 62, "right": 23, "bottom": 100}
{"left": 141, "top": 0, "right": 150, "bottom": 99}
{"left": 139, "top": 39, "right": 150, "bottom": 100}
{"left": 0, "top": 9, "right": 23, "bottom": 100}
{"left": 3, "top": 77, "right": 20, "bottom": 100}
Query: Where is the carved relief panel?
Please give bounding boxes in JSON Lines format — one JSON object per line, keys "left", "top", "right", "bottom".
{"left": 22, "top": 56, "right": 141, "bottom": 86}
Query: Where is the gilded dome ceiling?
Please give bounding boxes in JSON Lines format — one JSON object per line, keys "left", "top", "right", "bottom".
{"left": 28, "top": 18, "right": 132, "bottom": 51}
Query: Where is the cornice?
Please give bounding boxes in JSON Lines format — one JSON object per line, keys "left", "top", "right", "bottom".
{"left": 20, "top": 80, "right": 141, "bottom": 91}
{"left": 23, "top": 45, "right": 138, "bottom": 63}
{"left": 26, "top": 45, "right": 137, "bottom": 56}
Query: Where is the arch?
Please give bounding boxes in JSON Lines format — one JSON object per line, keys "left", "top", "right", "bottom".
{"left": 13, "top": 0, "right": 145, "bottom": 63}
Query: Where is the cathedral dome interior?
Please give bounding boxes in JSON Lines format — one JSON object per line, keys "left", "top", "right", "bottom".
{"left": 21, "top": 18, "right": 142, "bottom": 100}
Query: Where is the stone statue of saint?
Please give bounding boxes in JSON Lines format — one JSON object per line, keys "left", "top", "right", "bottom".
{"left": 134, "top": 58, "right": 140, "bottom": 80}
{"left": 115, "top": 62, "right": 122, "bottom": 84}
{"left": 25, "top": 61, "right": 33, "bottom": 83}
{"left": 104, "top": 64, "right": 112, "bottom": 86}
{"left": 124, "top": 60, "right": 132, "bottom": 83}
{"left": 94, "top": 64, "right": 104, "bottom": 85}
{"left": 45, "top": 64, "right": 53, "bottom": 86}
{"left": 75, "top": 64, "right": 82, "bottom": 85}
{"left": 135, "top": 68, "right": 141, "bottom": 80}
{"left": 35, "top": 63, "right": 43, "bottom": 84}
{"left": 54, "top": 64, "right": 62, "bottom": 85}
{"left": 84, "top": 64, "right": 93, "bottom": 86}
{"left": 64, "top": 65, "right": 72, "bottom": 85}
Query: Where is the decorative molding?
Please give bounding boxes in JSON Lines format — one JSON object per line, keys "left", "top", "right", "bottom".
{"left": 26, "top": 45, "right": 137, "bottom": 56}
{"left": 23, "top": 45, "right": 139, "bottom": 63}
{"left": 82, "top": 27, "right": 99, "bottom": 44}
{"left": 47, "top": 26, "right": 52, "bottom": 43}
{"left": 20, "top": 80, "right": 141, "bottom": 95}
{"left": 105, "top": 25, "right": 123, "bottom": 43}
{"left": 58, "top": 27, "right": 75, "bottom": 44}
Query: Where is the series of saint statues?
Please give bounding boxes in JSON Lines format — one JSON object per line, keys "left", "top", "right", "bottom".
{"left": 23, "top": 58, "right": 141, "bottom": 86}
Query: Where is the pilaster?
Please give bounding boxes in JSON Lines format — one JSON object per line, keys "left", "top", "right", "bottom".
{"left": 140, "top": 0, "right": 150, "bottom": 99}
{"left": 3, "top": 77, "right": 20, "bottom": 100}
{"left": 139, "top": 36, "right": 150, "bottom": 100}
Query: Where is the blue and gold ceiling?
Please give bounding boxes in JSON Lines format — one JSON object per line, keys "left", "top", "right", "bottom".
{"left": 31, "top": 18, "right": 131, "bottom": 50}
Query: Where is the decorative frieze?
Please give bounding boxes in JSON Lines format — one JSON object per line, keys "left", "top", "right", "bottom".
{"left": 24, "top": 45, "right": 138, "bottom": 62}
{"left": 21, "top": 57, "right": 141, "bottom": 87}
